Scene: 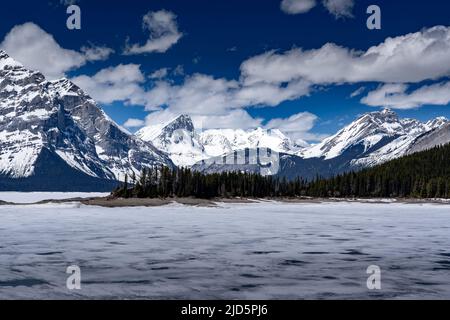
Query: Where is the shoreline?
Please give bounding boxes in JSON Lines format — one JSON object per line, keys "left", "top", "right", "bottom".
{"left": 2, "top": 195, "right": 450, "bottom": 207}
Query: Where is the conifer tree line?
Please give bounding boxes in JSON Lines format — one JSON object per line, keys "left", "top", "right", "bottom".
{"left": 113, "top": 143, "right": 450, "bottom": 199}
{"left": 113, "top": 166, "right": 309, "bottom": 199}
{"left": 307, "top": 143, "right": 450, "bottom": 198}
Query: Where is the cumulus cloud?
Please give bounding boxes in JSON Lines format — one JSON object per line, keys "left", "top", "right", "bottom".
{"left": 142, "top": 73, "right": 312, "bottom": 117}
{"left": 71, "top": 64, "right": 149, "bottom": 106}
{"left": 123, "top": 118, "right": 145, "bottom": 128}
{"left": 361, "top": 82, "right": 450, "bottom": 109}
{"left": 322, "top": 0, "right": 354, "bottom": 18}
{"left": 265, "top": 112, "right": 326, "bottom": 142}
{"left": 98, "top": 25, "right": 450, "bottom": 139}
{"left": 0, "top": 22, "right": 113, "bottom": 79}
{"left": 240, "top": 26, "right": 450, "bottom": 86}
{"left": 124, "top": 10, "right": 183, "bottom": 55}
{"left": 280, "top": 0, "right": 317, "bottom": 14}
{"left": 139, "top": 25, "right": 450, "bottom": 137}
{"left": 139, "top": 73, "right": 313, "bottom": 137}
{"left": 144, "top": 108, "right": 263, "bottom": 131}
{"left": 0, "top": 23, "right": 85, "bottom": 79}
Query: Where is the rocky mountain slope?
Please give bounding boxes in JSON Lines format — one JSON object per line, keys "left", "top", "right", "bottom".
{"left": 190, "top": 109, "right": 449, "bottom": 179}
{"left": 136, "top": 114, "right": 304, "bottom": 167}
{"left": 0, "top": 50, "right": 173, "bottom": 191}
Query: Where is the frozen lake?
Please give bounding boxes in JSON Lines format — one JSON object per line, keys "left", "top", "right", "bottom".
{"left": 1, "top": 201, "right": 450, "bottom": 299}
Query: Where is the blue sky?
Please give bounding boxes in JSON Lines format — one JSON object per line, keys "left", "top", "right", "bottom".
{"left": 1, "top": 0, "right": 450, "bottom": 143}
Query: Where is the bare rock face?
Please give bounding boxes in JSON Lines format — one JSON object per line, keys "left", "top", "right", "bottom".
{"left": 0, "top": 50, "right": 173, "bottom": 191}
{"left": 408, "top": 122, "right": 450, "bottom": 154}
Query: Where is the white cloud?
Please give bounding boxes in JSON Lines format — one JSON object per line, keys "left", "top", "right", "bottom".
{"left": 142, "top": 73, "right": 311, "bottom": 116}
{"left": 137, "top": 25, "right": 450, "bottom": 137}
{"left": 138, "top": 74, "right": 314, "bottom": 137}
{"left": 124, "top": 10, "right": 183, "bottom": 55}
{"left": 265, "top": 112, "right": 326, "bottom": 142}
{"left": 149, "top": 68, "right": 169, "bottom": 79}
{"left": 361, "top": 82, "right": 450, "bottom": 109}
{"left": 123, "top": 118, "right": 145, "bottom": 128}
{"left": 192, "top": 110, "right": 263, "bottom": 130}
{"left": 350, "top": 86, "right": 366, "bottom": 98}
{"left": 0, "top": 23, "right": 85, "bottom": 79}
{"left": 322, "top": 0, "right": 354, "bottom": 18}
{"left": 71, "top": 64, "right": 148, "bottom": 106}
{"left": 144, "top": 74, "right": 240, "bottom": 115}
{"left": 240, "top": 26, "right": 450, "bottom": 86}
{"left": 144, "top": 108, "right": 263, "bottom": 131}
{"left": 281, "top": 0, "right": 317, "bottom": 14}
{"left": 0, "top": 22, "right": 114, "bottom": 79}
{"left": 81, "top": 45, "right": 114, "bottom": 61}
{"left": 280, "top": 0, "right": 354, "bottom": 17}
{"left": 235, "top": 80, "right": 311, "bottom": 106}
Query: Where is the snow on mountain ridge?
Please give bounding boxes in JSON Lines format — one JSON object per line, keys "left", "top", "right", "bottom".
{"left": 299, "top": 108, "right": 407, "bottom": 160}
{"left": 341, "top": 110, "right": 448, "bottom": 168}
{"left": 137, "top": 115, "right": 304, "bottom": 166}
{"left": 138, "top": 109, "right": 448, "bottom": 170}
{"left": 0, "top": 50, "right": 173, "bottom": 182}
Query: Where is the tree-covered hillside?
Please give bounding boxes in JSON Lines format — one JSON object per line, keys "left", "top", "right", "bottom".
{"left": 307, "top": 143, "right": 450, "bottom": 198}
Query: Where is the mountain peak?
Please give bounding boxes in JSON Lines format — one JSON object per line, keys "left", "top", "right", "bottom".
{"left": 367, "top": 108, "right": 398, "bottom": 121}
{"left": 426, "top": 116, "right": 448, "bottom": 130}
{"left": 0, "top": 50, "right": 8, "bottom": 59}
{"left": 163, "top": 114, "right": 195, "bottom": 134}
{"left": 0, "top": 50, "right": 21, "bottom": 69}
{"left": 300, "top": 108, "right": 406, "bottom": 159}
{"left": 0, "top": 50, "right": 173, "bottom": 188}
{"left": 381, "top": 108, "right": 394, "bottom": 115}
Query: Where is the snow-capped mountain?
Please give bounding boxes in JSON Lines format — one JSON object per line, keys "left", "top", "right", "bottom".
{"left": 191, "top": 109, "right": 448, "bottom": 180}
{"left": 407, "top": 121, "right": 450, "bottom": 155}
{"left": 0, "top": 50, "right": 173, "bottom": 191}
{"left": 352, "top": 112, "right": 448, "bottom": 168}
{"left": 137, "top": 115, "right": 303, "bottom": 166}
{"left": 299, "top": 109, "right": 426, "bottom": 160}
{"left": 136, "top": 115, "right": 205, "bottom": 167}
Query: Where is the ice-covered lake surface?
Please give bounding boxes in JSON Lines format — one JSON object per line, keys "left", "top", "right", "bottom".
{"left": 1, "top": 201, "right": 450, "bottom": 299}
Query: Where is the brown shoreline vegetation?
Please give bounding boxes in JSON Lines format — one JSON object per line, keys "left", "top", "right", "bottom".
{"left": 2, "top": 195, "right": 450, "bottom": 207}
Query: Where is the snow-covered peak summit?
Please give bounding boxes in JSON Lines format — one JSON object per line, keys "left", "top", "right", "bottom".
{"left": 300, "top": 109, "right": 418, "bottom": 160}
{"left": 137, "top": 114, "right": 204, "bottom": 167}
{"left": 0, "top": 50, "right": 20, "bottom": 69}
{"left": 162, "top": 114, "right": 195, "bottom": 135}
{"left": 0, "top": 50, "right": 173, "bottom": 183}
{"left": 426, "top": 117, "right": 448, "bottom": 130}
{"left": 137, "top": 114, "right": 305, "bottom": 166}
{"left": 136, "top": 114, "right": 195, "bottom": 142}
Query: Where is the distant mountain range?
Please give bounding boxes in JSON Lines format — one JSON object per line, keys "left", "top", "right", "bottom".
{"left": 136, "top": 114, "right": 305, "bottom": 167}
{"left": 1, "top": 50, "right": 450, "bottom": 191}
{"left": 187, "top": 109, "right": 449, "bottom": 180}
